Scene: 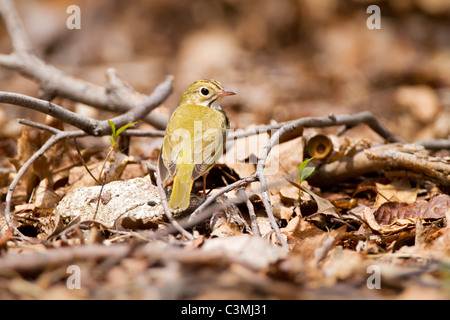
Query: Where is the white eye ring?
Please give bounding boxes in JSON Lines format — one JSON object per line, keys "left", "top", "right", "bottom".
{"left": 200, "top": 87, "right": 210, "bottom": 96}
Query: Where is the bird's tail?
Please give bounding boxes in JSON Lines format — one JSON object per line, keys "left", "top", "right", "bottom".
{"left": 168, "top": 167, "right": 194, "bottom": 210}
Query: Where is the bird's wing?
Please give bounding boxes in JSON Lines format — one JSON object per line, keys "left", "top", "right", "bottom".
{"left": 161, "top": 105, "right": 228, "bottom": 181}
{"left": 191, "top": 111, "right": 228, "bottom": 180}
{"left": 160, "top": 109, "right": 184, "bottom": 178}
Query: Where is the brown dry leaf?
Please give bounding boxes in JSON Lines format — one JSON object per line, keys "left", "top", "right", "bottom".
{"left": 288, "top": 227, "right": 346, "bottom": 284}
{"left": 271, "top": 190, "right": 297, "bottom": 221}
{"left": 210, "top": 220, "right": 243, "bottom": 238}
{"left": 363, "top": 206, "right": 416, "bottom": 235}
{"left": 279, "top": 184, "right": 300, "bottom": 205}
{"left": 68, "top": 164, "right": 99, "bottom": 190}
{"left": 290, "top": 231, "right": 332, "bottom": 265}
{"left": 446, "top": 202, "right": 450, "bottom": 229}
{"left": 11, "top": 126, "right": 44, "bottom": 198}
{"left": 11, "top": 117, "right": 69, "bottom": 200}
{"left": 220, "top": 127, "right": 269, "bottom": 178}
{"left": 282, "top": 215, "right": 325, "bottom": 244}
{"left": 375, "top": 194, "right": 450, "bottom": 225}
{"left": 374, "top": 178, "right": 418, "bottom": 208}
{"left": 279, "top": 205, "right": 295, "bottom": 221}
{"left": 321, "top": 246, "right": 365, "bottom": 283}
{"left": 301, "top": 186, "right": 341, "bottom": 219}
{"left": 101, "top": 151, "right": 130, "bottom": 184}
{"left": 34, "top": 179, "right": 60, "bottom": 209}
{"left": 68, "top": 151, "right": 130, "bottom": 192}
{"left": 114, "top": 216, "right": 159, "bottom": 231}
{"left": 326, "top": 135, "right": 373, "bottom": 162}
{"left": 263, "top": 135, "right": 304, "bottom": 192}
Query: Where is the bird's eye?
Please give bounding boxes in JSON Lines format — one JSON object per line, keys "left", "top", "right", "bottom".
{"left": 200, "top": 87, "right": 210, "bottom": 96}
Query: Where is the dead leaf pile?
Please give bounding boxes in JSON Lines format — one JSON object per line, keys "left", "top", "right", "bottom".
{"left": 1, "top": 0, "right": 450, "bottom": 300}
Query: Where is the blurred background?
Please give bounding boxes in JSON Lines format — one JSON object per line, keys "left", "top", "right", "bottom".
{"left": 1, "top": 0, "right": 449, "bottom": 144}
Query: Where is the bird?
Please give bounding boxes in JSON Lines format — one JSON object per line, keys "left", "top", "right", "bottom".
{"left": 158, "top": 79, "right": 236, "bottom": 210}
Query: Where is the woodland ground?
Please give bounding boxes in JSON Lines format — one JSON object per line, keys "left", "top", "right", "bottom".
{"left": 0, "top": 0, "right": 449, "bottom": 300}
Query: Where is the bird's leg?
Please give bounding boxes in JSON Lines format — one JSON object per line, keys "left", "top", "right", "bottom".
{"left": 202, "top": 172, "right": 209, "bottom": 199}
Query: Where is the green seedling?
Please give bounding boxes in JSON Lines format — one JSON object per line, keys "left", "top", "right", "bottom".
{"left": 108, "top": 120, "right": 137, "bottom": 148}
{"left": 298, "top": 157, "right": 315, "bottom": 183}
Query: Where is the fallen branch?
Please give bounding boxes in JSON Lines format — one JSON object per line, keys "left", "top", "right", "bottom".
{"left": 0, "top": 0, "right": 170, "bottom": 129}
{"left": 0, "top": 76, "right": 172, "bottom": 136}
{"left": 229, "top": 111, "right": 404, "bottom": 143}
{"left": 308, "top": 143, "right": 450, "bottom": 187}
{"left": 413, "top": 139, "right": 450, "bottom": 150}
{"left": 366, "top": 146, "right": 450, "bottom": 186}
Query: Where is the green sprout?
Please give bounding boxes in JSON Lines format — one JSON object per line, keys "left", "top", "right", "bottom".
{"left": 108, "top": 120, "right": 137, "bottom": 148}
{"left": 298, "top": 157, "right": 315, "bottom": 182}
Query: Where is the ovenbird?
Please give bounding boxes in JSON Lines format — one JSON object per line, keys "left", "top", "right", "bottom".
{"left": 158, "top": 79, "right": 236, "bottom": 210}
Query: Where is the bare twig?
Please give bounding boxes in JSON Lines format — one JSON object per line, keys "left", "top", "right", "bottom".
{"left": 0, "top": 243, "right": 130, "bottom": 275}
{"left": 17, "top": 118, "right": 62, "bottom": 135}
{"left": 237, "top": 188, "right": 260, "bottom": 236}
{"left": 7, "top": 0, "right": 438, "bottom": 250}
{"left": 0, "top": 76, "right": 172, "bottom": 136}
{"left": 101, "top": 76, "right": 173, "bottom": 135}
{"left": 0, "top": 0, "right": 170, "bottom": 129}
{"left": 73, "top": 138, "right": 99, "bottom": 184}
{"left": 257, "top": 171, "right": 289, "bottom": 249}
{"left": 4, "top": 116, "right": 168, "bottom": 233}
{"left": 0, "top": 92, "right": 98, "bottom": 133}
{"left": 414, "top": 139, "right": 450, "bottom": 150}
{"left": 186, "top": 175, "right": 258, "bottom": 227}
{"left": 122, "top": 129, "right": 165, "bottom": 138}
{"left": 227, "top": 111, "right": 403, "bottom": 143}
{"left": 248, "top": 111, "right": 405, "bottom": 250}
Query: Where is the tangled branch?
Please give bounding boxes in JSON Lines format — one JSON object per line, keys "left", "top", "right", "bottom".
{"left": 0, "top": 0, "right": 170, "bottom": 130}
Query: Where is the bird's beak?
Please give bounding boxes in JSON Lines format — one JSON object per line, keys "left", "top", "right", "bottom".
{"left": 218, "top": 89, "right": 236, "bottom": 97}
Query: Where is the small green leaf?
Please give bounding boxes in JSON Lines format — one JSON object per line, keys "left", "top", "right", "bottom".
{"left": 116, "top": 121, "right": 137, "bottom": 136}
{"left": 298, "top": 157, "right": 315, "bottom": 182}
{"left": 300, "top": 166, "right": 315, "bottom": 182}
{"left": 108, "top": 120, "right": 116, "bottom": 137}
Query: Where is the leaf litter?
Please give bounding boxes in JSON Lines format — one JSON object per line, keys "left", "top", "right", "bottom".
{"left": 3, "top": 127, "right": 450, "bottom": 299}
{"left": 1, "top": 0, "right": 450, "bottom": 300}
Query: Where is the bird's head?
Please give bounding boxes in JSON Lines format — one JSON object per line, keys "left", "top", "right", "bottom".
{"left": 179, "top": 79, "right": 236, "bottom": 109}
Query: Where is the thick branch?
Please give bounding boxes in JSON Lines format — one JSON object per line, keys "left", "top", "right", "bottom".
{"left": 0, "top": 76, "right": 172, "bottom": 136}
{"left": 0, "top": 92, "right": 98, "bottom": 133}
{"left": 308, "top": 143, "right": 450, "bottom": 187}
{"left": 229, "top": 112, "right": 403, "bottom": 143}
{"left": 0, "top": 0, "right": 170, "bottom": 129}
{"left": 99, "top": 76, "right": 173, "bottom": 135}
